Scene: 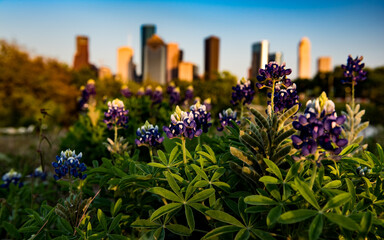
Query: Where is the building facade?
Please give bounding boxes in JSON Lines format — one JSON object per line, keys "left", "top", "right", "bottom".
{"left": 298, "top": 37, "right": 311, "bottom": 79}
{"left": 73, "top": 36, "right": 89, "bottom": 70}
{"left": 269, "top": 52, "right": 283, "bottom": 65}
{"left": 166, "top": 43, "right": 180, "bottom": 83}
{"left": 117, "top": 47, "right": 134, "bottom": 84}
{"left": 143, "top": 34, "right": 167, "bottom": 85}
{"left": 141, "top": 24, "right": 156, "bottom": 79}
{"left": 317, "top": 56, "right": 332, "bottom": 73}
{"left": 250, "top": 40, "right": 269, "bottom": 78}
{"left": 204, "top": 36, "right": 220, "bottom": 80}
{"left": 178, "top": 62, "right": 194, "bottom": 82}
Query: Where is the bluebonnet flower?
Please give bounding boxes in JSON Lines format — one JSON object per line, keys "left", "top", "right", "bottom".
{"left": 30, "top": 166, "right": 47, "bottom": 180}
{"left": 136, "top": 87, "right": 145, "bottom": 96}
{"left": 231, "top": 78, "right": 255, "bottom": 106}
{"left": 217, "top": 108, "right": 241, "bottom": 131}
{"left": 268, "top": 83, "right": 300, "bottom": 113}
{"left": 163, "top": 106, "right": 202, "bottom": 139}
{"left": 170, "top": 87, "right": 182, "bottom": 105}
{"left": 341, "top": 55, "right": 367, "bottom": 85}
{"left": 203, "top": 98, "right": 212, "bottom": 111}
{"left": 356, "top": 166, "right": 370, "bottom": 176}
{"left": 52, "top": 149, "right": 87, "bottom": 180}
{"left": 151, "top": 86, "right": 163, "bottom": 104}
{"left": 1, "top": 169, "right": 23, "bottom": 188}
{"left": 104, "top": 99, "right": 129, "bottom": 129}
{"left": 256, "top": 62, "right": 292, "bottom": 89}
{"left": 121, "top": 85, "right": 132, "bottom": 98}
{"left": 166, "top": 82, "right": 176, "bottom": 94}
{"left": 190, "top": 101, "right": 212, "bottom": 133}
{"left": 291, "top": 93, "right": 348, "bottom": 156}
{"left": 79, "top": 79, "right": 96, "bottom": 110}
{"left": 145, "top": 85, "right": 153, "bottom": 96}
{"left": 185, "top": 85, "right": 194, "bottom": 101}
{"left": 135, "top": 121, "right": 164, "bottom": 147}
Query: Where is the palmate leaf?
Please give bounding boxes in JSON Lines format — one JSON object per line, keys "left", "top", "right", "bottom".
{"left": 294, "top": 178, "right": 321, "bottom": 210}
{"left": 244, "top": 195, "right": 278, "bottom": 206}
{"left": 185, "top": 205, "right": 195, "bottom": 231}
{"left": 203, "top": 225, "right": 242, "bottom": 239}
{"left": 324, "top": 213, "right": 360, "bottom": 231}
{"left": 164, "top": 172, "right": 183, "bottom": 199}
{"left": 149, "top": 187, "right": 182, "bottom": 202}
{"left": 267, "top": 205, "right": 282, "bottom": 227}
{"left": 97, "top": 209, "right": 108, "bottom": 231}
{"left": 322, "top": 193, "right": 351, "bottom": 211}
{"left": 278, "top": 209, "right": 317, "bottom": 224}
{"left": 309, "top": 214, "right": 323, "bottom": 240}
{"left": 263, "top": 158, "right": 283, "bottom": 180}
{"left": 235, "top": 228, "right": 250, "bottom": 240}
{"left": 187, "top": 188, "right": 215, "bottom": 203}
{"left": 205, "top": 210, "right": 245, "bottom": 228}
{"left": 166, "top": 224, "right": 191, "bottom": 236}
{"left": 131, "top": 219, "right": 160, "bottom": 228}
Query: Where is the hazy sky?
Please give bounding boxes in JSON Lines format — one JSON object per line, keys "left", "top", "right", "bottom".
{"left": 1, "top": 0, "right": 383, "bottom": 79}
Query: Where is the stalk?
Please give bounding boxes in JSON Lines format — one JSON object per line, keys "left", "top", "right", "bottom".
{"left": 240, "top": 102, "right": 244, "bottom": 119}
{"left": 182, "top": 137, "right": 187, "bottom": 165}
{"left": 114, "top": 125, "right": 118, "bottom": 144}
{"left": 270, "top": 80, "right": 276, "bottom": 116}
{"left": 350, "top": 81, "right": 355, "bottom": 142}
{"left": 149, "top": 147, "right": 154, "bottom": 163}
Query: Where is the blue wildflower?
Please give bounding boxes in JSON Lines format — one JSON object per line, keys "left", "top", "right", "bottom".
{"left": 170, "top": 87, "right": 182, "bottom": 106}
{"left": 190, "top": 101, "right": 212, "bottom": 133}
{"left": 136, "top": 87, "right": 145, "bottom": 96}
{"left": 256, "top": 62, "right": 292, "bottom": 89}
{"left": 341, "top": 55, "right": 367, "bottom": 85}
{"left": 78, "top": 79, "right": 96, "bottom": 110}
{"left": 30, "top": 166, "right": 47, "bottom": 180}
{"left": 145, "top": 85, "right": 153, "bottom": 96}
{"left": 166, "top": 82, "right": 176, "bottom": 94}
{"left": 1, "top": 169, "right": 23, "bottom": 188}
{"left": 135, "top": 121, "right": 164, "bottom": 147}
{"left": 268, "top": 83, "right": 300, "bottom": 113}
{"left": 185, "top": 85, "right": 194, "bottom": 101}
{"left": 217, "top": 108, "right": 241, "bottom": 131}
{"left": 291, "top": 93, "right": 348, "bottom": 156}
{"left": 163, "top": 106, "right": 202, "bottom": 139}
{"left": 104, "top": 99, "right": 129, "bottom": 130}
{"left": 151, "top": 86, "right": 163, "bottom": 104}
{"left": 231, "top": 78, "right": 255, "bottom": 106}
{"left": 52, "top": 149, "right": 87, "bottom": 180}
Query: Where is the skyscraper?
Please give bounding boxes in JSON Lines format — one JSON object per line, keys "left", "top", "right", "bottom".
{"left": 141, "top": 24, "right": 156, "bottom": 78}
{"left": 204, "top": 36, "right": 220, "bottom": 80}
{"left": 73, "top": 36, "right": 89, "bottom": 70}
{"left": 269, "top": 52, "right": 283, "bottom": 65}
{"left": 317, "top": 56, "right": 332, "bottom": 73}
{"left": 178, "top": 62, "right": 194, "bottom": 82}
{"left": 298, "top": 37, "right": 311, "bottom": 79}
{"left": 250, "top": 40, "right": 269, "bottom": 78}
{"left": 117, "top": 47, "right": 134, "bottom": 84}
{"left": 98, "top": 66, "right": 112, "bottom": 80}
{"left": 143, "top": 34, "right": 167, "bottom": 85}
{"left": 166, "top": 43, "right": 179, "bottom": 83}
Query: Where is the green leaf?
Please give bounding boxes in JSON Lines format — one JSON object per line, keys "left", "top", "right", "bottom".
{"left": 285, "top": 162, "right": 300, "bottom": 182}
{"left": 211, "top": 167, "right": 226, "bottom": 182}
{"left": 203, "top": 225, "right": 241, "bottom": 239}
{"left": 250, "top": 108, "right": 268, "bottom": 129}
{"left": 185, "top": 175, "right": 199, "bottom": 200}
{"left": 109, "top": 234, "right": 130, "bottom": 240}
{"left": 185, "top": 205, "right": 195, "bottom": 231}
{"left": 97, "top": 209, "right": 108, "bottom": 231}
{"left": 191, "top": 164, "right": 209, "bottom": 181}
{"left": 197, "top": 151, "right": 216, "bottom": 164}
{"left": 194, "top": 180, "right": 209, "bottom": 188}
{"left": 157, "top": 150, "right": 167, "bottom": 165}
{"left": 187, "top": 188, "right": 215, "bottom": 203}
{"left": 131, "top": 219, "right": 160, "bottom": 228}
{"left": 230, "top": 146, "right": 255, "bottom": 166}
{"left": 206, "top": 210, "right": 245, "bottom": 228}
{"left": 166, "top": 224, "right": 191, "bottom": 236}
{"left": 250, "top": 229, "right": 276, "bottom": 240}
{"left": 244, "top": 195, "right": 278, "bottom": 206}
{"left": 169, "top": 146, "right": 179, "bottom": 164}
{"left": 203, "top": 144, "right": 217, "bottom": 163}
{"left": 360, "top": 211, "right": 372, "bottom": 235}
{"left": 339, "top": 143, "right": 359, "bottom": 156}
{"left": 377, "top": 144, "right": 384, "bottom": 164}
{"left": 164, "top": 171, "right": 182, "bottom": 197}
{"left": 267, "top": 205, "right": 282, "bottom": 227}
{"left": 212, "top": 181, "right": 231, "bottom": 191}
{"left": 2, "top": 221, "right": 21, "bottom": 239}
{"left": 235, "top": 229, "right": 250, "bottom": 240}
{"left": 309, "top": 214, "right": 323, "bottom": 240}
{"left": 263, "top": 158, "right": 283, "bottom": 180}
{"left": 108, "top": 213, "right": 122, "bottom": 233}
{"left": 322, "top": 193, "right": 351, "bottom": 211}
{"left": 294, "top": 178, "right": 321, "bottom": 210}
{"left": 259, "top": 176, "right": 280, "bottom": 184}
{"left": 112, "top": 198, "right": 122, "bottom": 217}
{"left": 278, "top": 104, "right": 299, "bottom": 129}
{"left": 58, "top": 218, "right": 73, "bottom": 233}
{"left": 147, "top": 162, "right": 167, "bottom": 168}
{"left": 149, "top": 187, "right": 183, "bottom": 202}
{"left": 325, "top": 213, "right": 360, "bottom": 231}
{"left": 278, "top": 209, "right": 317, "bottom": 224}
{"left": 150, "top": 203, "right": 182, "bottom": 222}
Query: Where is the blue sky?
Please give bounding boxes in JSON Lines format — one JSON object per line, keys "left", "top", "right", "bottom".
{"left": 0, "top": 0, "right": 383, "bottom": 79}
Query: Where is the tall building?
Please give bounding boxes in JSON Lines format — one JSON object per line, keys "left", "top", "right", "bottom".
{"left": 143, "top": 34, "right": 167, "bottom": 85}
{"left": 250, "top": 40, "right": 269, "bottom": 78}
{"left": 73, "top": 36, "right": 89, "bottom": 70}
{"left": 178, "top": 62, "right": 194, "bottom": 82}
{"left": 204, "top": 36, "right": 220, "bottom": 80}
{"left": 298, "top": 37, "right": 311, "bottom": 79}
{"left": 166, "top": 43, "right": 180, "bottom": 83}
{"left": 269, "top": 52, "right": 283, "bottom": 65}
{"left": 98, "top": 66, "right": 112, "bottom": 80}
{"left": 317, "top": 56, "right": 332, "bottom": 73}
{"left": 141, "top": 24, "right": 156, "bottom": 78}
{"left": 117, "top": 47, "right": 134, "bottom": 84}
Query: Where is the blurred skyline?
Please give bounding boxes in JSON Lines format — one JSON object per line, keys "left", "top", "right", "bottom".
{"left": 0, "top": 0, "right": 383, "bottom": 79}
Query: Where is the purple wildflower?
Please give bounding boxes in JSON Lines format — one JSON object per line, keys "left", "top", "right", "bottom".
{"left": 256, "top": 62, "right": 292, "bottom": 89}
{"left": 190, "top": 101, "right": 212, "bottom": 133}
{"left": 341, "top": 55, "right": 367, "bottom": 85}
{"left": 151, "top": 86, "right": 163, "bottom": 104}
{"left": 121, "top": 85, "right": 132, "bottom": 98}
{"left": 136, "top": 87, "right": 145, "bottom": 96}
{"left": 78, "top": 79, "right": 96, "bottom": 110}
{"left": 170, "top": 87, "right": 182, "bottom": 105}
{"left": 1, "top": 169, "right": 23, "bottom": 188}
{"left": 231, "top": 78, "right": 255, "bottom": 106}
{"left": 217, "top": 108, "right": 241, "bottom": 131}
{"left": 268, "top": 83, "right": 300, "bottom": 113}
{"left": 163, "top": 106, "right": 202, "bottom": 139}
{"left": 135, "top": 121, "right": 164, "bottom": 147}
{"left": 145, "top": 85, "right": 153, "bottom": 96}
{"left": 185, "top": 85, "right": 194, "bottom": 101}
{"left": 104, "top": 99, "right": 129, "bottom": 129}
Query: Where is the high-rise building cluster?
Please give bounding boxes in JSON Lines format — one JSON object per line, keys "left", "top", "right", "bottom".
{"left": 72, "top": 25, "right": 332, "bottom": 83}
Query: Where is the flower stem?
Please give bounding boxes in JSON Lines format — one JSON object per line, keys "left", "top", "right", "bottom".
{"left": 309, "top": 163, "right": 318, "bottom": 190}
{"left": 114, "top": 125, "right": 118, "bottom": 144}
{"left": 182, "top": 137, "right": 187, "bottom": 165}
{"left": 240, "top": 102, "right": 244, "bottom": 119}
{"left": 270, "top": 80, "right": 276, "bottom": 116}
{"left": 351, "top": 81, "right": 355, "bottom": 109}
{"left": 149, "top": 147, "right": 154, "bottom": 163}
{"left": 350, "top": 80, "right": 355, "bottom": 142}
